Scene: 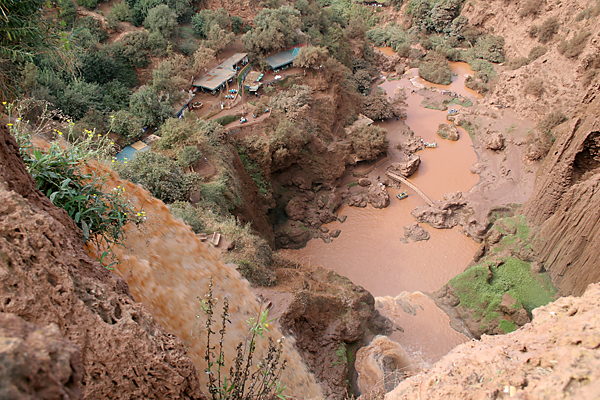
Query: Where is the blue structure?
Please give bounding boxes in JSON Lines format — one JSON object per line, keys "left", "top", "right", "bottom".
{"left": 264, "top": 47, "right": 301, "bottom": 70}
{"left": 115, "top": 143, "right": 149, "bottom": 162}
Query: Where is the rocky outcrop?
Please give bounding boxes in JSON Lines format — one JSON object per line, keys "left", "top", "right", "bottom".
{"left": 522, "top": 81, "right": 600, "bottom": 295}
{"left": 402, "top": 223, "right": 430, "bottom": 242}
{"left": 0, "top": 126, "right": 204, "bottom": 399}
{"left": 437, "top": 123, "right": 459, "bottom": 141}
{"left": 388, "top": 154, "right": 420, "bottom": 178}
{"left": 279, "top": 268, "right": 392, "bottom": 400}
{"left": 348, "top": 194, "right": 368, "bottom": 207}
{"left": 0, "top": 313, "right": 82, "bottom": 399}
{"left": 387, "top": 283, "right": 600, "bottom": 400}
{"left": 411, "top": 194, "right": 468, "bottom": 229}
{"left": 483, "top": 130, "right": 505, "bottom": 151}
{"left": 367, "top": 183, "right": 390, "bottom": 208}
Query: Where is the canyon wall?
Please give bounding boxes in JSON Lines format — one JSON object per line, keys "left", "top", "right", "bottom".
{"left": 463, "top": 0, "right": 600, "bottom": 120}
{"left": 0, "top": 125, "right": 205, "bottom": 399}
{"left": 522, "top": 81, "right": 600, "bottom": 295}
{"left": 386, "top": 282, "right": 600, "bottom": 399}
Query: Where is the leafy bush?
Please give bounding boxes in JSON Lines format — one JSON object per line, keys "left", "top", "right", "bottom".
{"left": 519, "top": 0, "right": 544, "bottom": 18}
{"left": 148, "top": 31, "right": 168, "bottom": 56}
{"left": 75, "top": 16, "right": 109, "bottom": 42}
{"left": 118, "top": 30, "right": 151, "bottom": 68}
{"left": 129, "top": 85, "right": 174, "bottom": 128}
{"left": 419, "top": 51, "right": 452, "bottom": 84}
{"left": 349, "top": 124, "right": 389, "bottom": 161}
{"left": 231, "top": 16, "right": 244, "bottom": 34}
{"left": 110, "top": 1, "right": 133, "bottom": 22}
{"left": 56, "top": 81, "right": 105, "bottom": 120}
{"left": 114, "top": 150, "right": 201, "bottom": 203}
{"left": 366, "top": 24, "right": 408, "bottom": 53}
{"left": 144, "top": 4, "right": 177, "bottom": 37}
{"left": 155, "top": 117, "right": 196, "bottom": 149}
{"left": 109, "top": 110, "right": 143, "bottom": 145}
{"left": 537, "top": 110, "right": 566, "bottom": 134}
{"left": 215, "top": 114, "right": 240, "bottom": 126}
{"left": 77, "top": 0, "right": 99, "bottom": 10}
{"left": 177, "top": 146, "right": 202, "bottom": 168}
{"left": 242, "top": 6, "right": 301, "bottom": 56}
{"left": 524, "top": 77, "right": 545, "bottom": 98}
{"left": 474, "top": 34, "right": 505, "bottom": 63}
{"left": 537, "top": 17, "right": 559, "bottom": 44}
{"left": 557, "top": 31, "right": 591, "bottom": 58}
{"left": 11, "top": 119, "right": 137, "bottom": 249}
{"left": 169, "top": 201, "right": 205, "bottom": 232}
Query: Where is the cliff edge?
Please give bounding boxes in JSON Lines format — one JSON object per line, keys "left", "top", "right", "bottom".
{"left": 0, "top": 125, "right": 205, "bottom": 399}
{"left": 386, "top": 283, "right": 600, "bottom": 400}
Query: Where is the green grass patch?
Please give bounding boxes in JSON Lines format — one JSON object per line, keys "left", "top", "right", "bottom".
{"left": 444, "top": 98, "right": 473, "bottom": 107}
{"left": 498, "top": 320, "right": 516, "bottom": 333}
{"left": 347, "top": 181, "right": 359, "bottom": 188}
{"left": 460, "top": 121, "right": 477, "bottom": 140}
{"left": 237, "top": 146, "right": 270, "bottom": 196}
{"left": 450, "top": 256, "right": 557, "bottom": 320}
{"left": 215, "top": 114, "right": 240, "bottom": 126}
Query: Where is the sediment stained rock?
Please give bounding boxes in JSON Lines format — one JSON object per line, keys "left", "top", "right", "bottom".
{"left": 0, "top": 313, "right": 82, "bottom": 399}
{"left": 386, "top": 283, "right": 600, "bottom": 400}
{"left": 0, "top": 126, "right": 204, "bottom": 399}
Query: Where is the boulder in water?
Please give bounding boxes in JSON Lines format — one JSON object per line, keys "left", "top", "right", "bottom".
{"left": 437, "top": 123, "right": 460, "bottom": 141}
{"left": 403, "top": 223, "right": 431, "bottom": 242}
{"left": 368, "top": 183, "right": 390, "bottom": 208}
{"left": 389, "top": 154, "right": 421, "bottom": 178}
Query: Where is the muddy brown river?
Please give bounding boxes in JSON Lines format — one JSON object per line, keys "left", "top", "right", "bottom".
{"left": 281, "top": 61, "right": 483, "bottom": 370}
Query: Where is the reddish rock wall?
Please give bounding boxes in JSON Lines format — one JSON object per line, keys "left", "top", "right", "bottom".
{"left": 0, "top": 125, "right": 205, "bottom": 399}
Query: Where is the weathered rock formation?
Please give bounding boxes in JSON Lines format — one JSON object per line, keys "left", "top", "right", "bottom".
{"left": 388, "top": 154, "right": 421, "bottom": 178}
{"left": 367, "top": 183, "right": 390, "bottom": 208}
{"left": 0, "top": 313, "right": 82, "bottom": 399}
{"left": 0, "top": 126, "right": 204, "bottom": 399}
{"left": 402, "top": 223, "right": 430, "bottom": 242}
{"left": 522, "top": 81, "right": 600, "bottom": 295}
{"left": 278, "top": 268, "right": 392, "bottom": 400}
{"left": 437, "top": 123, "right": 459, "bottom": 141}
{"left": 387, "top": 283, "right": 600, "bottom": 400}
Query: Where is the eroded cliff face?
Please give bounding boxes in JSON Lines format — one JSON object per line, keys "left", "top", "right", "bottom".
{"left": 463, "top": 0, "right": 600, "bottom": 120}
{"left": 386, "top": 283, "right": 600, "bottom": 400}
{"left": 0, "top": 126, "right": 205, "bottom": 399}
{"left": 522, "top": 81, "right": 600, "bottom": 295}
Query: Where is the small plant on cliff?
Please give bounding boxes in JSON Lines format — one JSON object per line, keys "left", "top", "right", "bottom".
{"left": 198, "top": 280, "right": 288, "bottom": 400}
{"left": 6, "top": 100, "right": 141, "bottom": 256}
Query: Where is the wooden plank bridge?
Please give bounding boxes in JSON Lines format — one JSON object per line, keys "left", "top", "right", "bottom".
{"left": 386, "top": 171, "right": 435, "bottom": 207}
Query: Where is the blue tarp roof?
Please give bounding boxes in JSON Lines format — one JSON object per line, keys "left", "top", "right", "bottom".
{"left": 115, "top": 145, "right": 149, "bottom": 162}
{"left": 264, "top": 47, "right": 301, "bottom": 69}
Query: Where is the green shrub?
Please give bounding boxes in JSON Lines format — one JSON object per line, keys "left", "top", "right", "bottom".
{"left": 519, "top": 0, "right": 544, "bottom": 18}
{"left": 109, "top": 110, "right": 143, "bottom": 145}
{"left": 419, "top": 51, "right": 452, "bottom": 84}
{"left": 118, "top": 30, "right": 151, "bottom": 68}
{"left": 169, "top": 201, "right": 205, "bottom": 233}
{"left": 148, "top": 31, "right": 168, "bottom": 56}
{"left": 114, "top": 150, "right": 201, "bottom": 203}
{"left": 537, "top": 17, "right": 559, "bottom": 44}
{"left": 231, "top": 16, "right": 244, "bottom": 34}
{"left": 129, "top": 85, "right": 174, "bottom": 128}
{"left": 215, "top": 114, "right": 240, "bottom": 126}
{"left": 177, "top": 146, "right": 203, "bottom": 168}
{"left": 537, "top": 110, "right": 566, "bottom": 134}
{"left": 155, "top": 117, "right": 195, "bottom": 149}
{"left": 144, "top": 4, "right": 177, "bottom": 37}
{"left": 557, "top": 31, "right": 591, "bottom": 58}
{"left": 474, "top": 34, "right": 505, "bottom": 63}
{"left": 349, "top": 124, "right": 389, "bottom": 161}
{"left": 11, "top": 121, "right": 137, "bottom": 250}
{"left": 110, "top": 1, "right": 133, "bottom": 22}
{"left": 76, "top": 0, "right": 99, "bottom": 10}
